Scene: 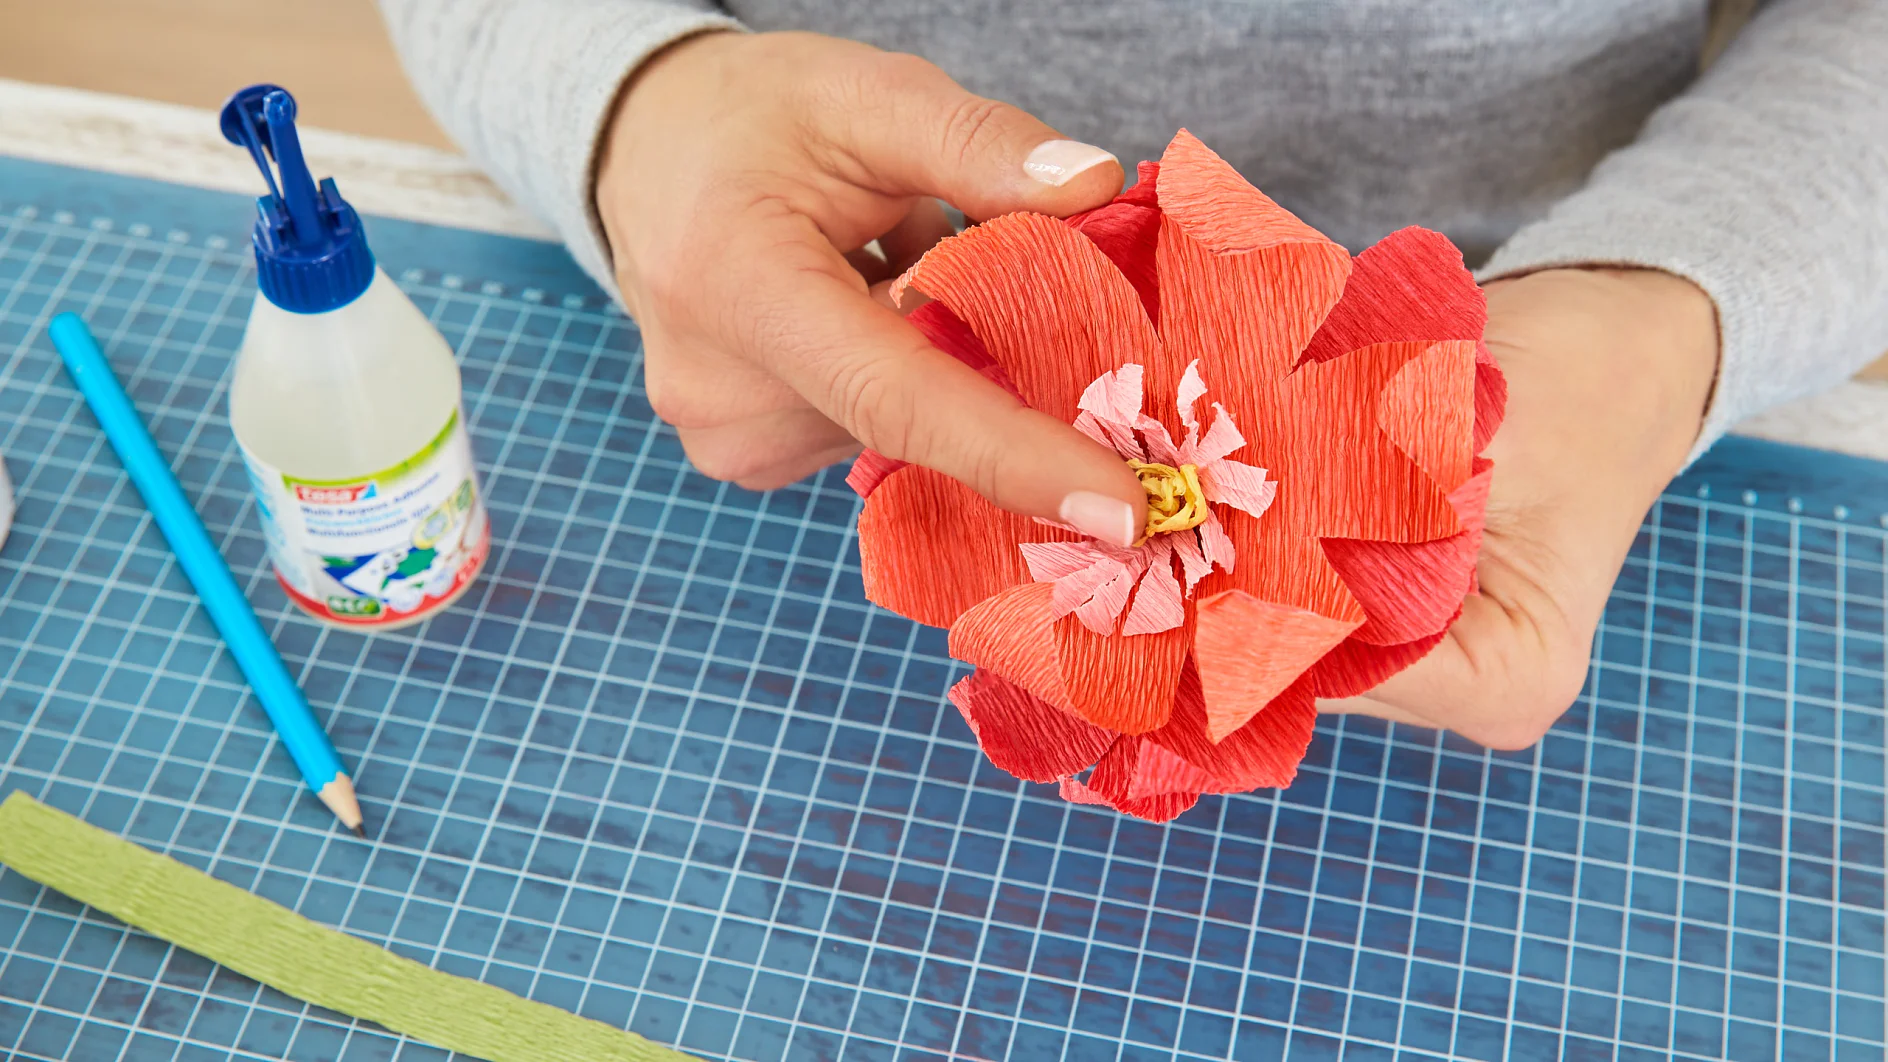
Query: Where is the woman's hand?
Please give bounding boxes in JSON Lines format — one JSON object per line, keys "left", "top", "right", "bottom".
{"left": 1326, "top": 268, "right": 1721, "bottom": 747}
{"left": 597, "top": 30, "right": 1146, "bottom": 546}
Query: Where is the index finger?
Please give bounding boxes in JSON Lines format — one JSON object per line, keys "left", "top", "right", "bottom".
{"left": 715, "top": 220, "right": 1143, "bottom": 544}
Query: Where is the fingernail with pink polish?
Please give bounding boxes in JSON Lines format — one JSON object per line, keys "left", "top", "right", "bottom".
{"left": 1060, "top": 491, "right": 1138, "bottom": 549}
{"left": 1023, "top": 140, "right": 1117, "bottom": 187}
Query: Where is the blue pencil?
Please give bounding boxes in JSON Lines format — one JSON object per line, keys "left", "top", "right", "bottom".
{"left": 48, "top": 313, "right": 365, "bottom": 837}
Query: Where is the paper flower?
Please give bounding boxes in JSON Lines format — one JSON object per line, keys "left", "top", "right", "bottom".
{"left": 849, "top": 131, "right": 1506, "bottom": 822}
{"left": 1023, "top": 359, "right": 1276, "bottom": 638}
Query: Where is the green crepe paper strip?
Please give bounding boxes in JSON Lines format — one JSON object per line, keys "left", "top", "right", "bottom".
{"left": 0, "top": 792, "right": 696, "bottom": 1062}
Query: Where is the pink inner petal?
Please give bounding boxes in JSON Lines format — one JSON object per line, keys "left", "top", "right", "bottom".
{"left": 1198, "top": 513, "right": 1238, "bottom": 575}
{"left": 1052, "top": 556, "right": 1122, "bottom": 617}
{"left": 1121, "top": 544, "right": 1187, "bottom": 635}
{"left": 1083, "top": 413, "right": 1144, "bottom": 461}
{"left": 1071, "top": 411, "right": 1114, "bottom": 450}
{"left": 1019, "top": 540, "right": 1105, "bottom": 582}
{"left": 1189, "top": 404, "right": 1247, "bottom": 465}
{"left": 1137, "top": 415, "right": 1184, "bottom": 466}
{"left": 1026, "top": 365, "right": 1265, "bottom": 629}
{"left": 1171, "top": 531, "right": 1213, "bottom": 592}
{"left": 1074, "top": 552, "right": 1149, "bottom": 634}
{"left": 1078, "top": 362, "right": 1146, "bottom": 428}
{"left": 1175, "top": 360, "right": 1208, "bottom": 440}
{"left": 1254, "top": 479, "right": 1280, "bottom": 514}
{"left": 1199, "top": 460, "right": 1277, "bottom": 518}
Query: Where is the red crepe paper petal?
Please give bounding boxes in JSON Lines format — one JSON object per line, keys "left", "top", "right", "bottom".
{"left": 1057, "top": 610, "right": 1192, "bottom": 734}
{"left": 892, "top": 213, "right": 1161, "bottom": 425}
{"left": 1319, "top": 334, "right": 1483, "bottom": 647}
{"left": 1265, "top": 341, "right": 1464, "bottom": 543}
{"left": 1453, "top": 455, "right": 1495, "bottom": 532}
{"left": 948, "top": 668, "right": 1115, "bottom": 783}
{"left": 1158, "top": 130, "right": 1339, "bottom": 256}
{"left": 1309, "top": 626, "right": 1450, "bottom": 699}
{"left": 858, "top": 466, "right": 1049, "bottom": 628}
{"left": 1126, "top": 739, "right": 1217, "bottom": 799}
{"left": 950, "top": 583, "right": 1070, "bottom": 705}
{"left": 1193, "top": 588, "right": 1358, "bottom": 741}
{"left": 1294, "top": 224, "right": 1507, "bottom": 453}
{"left": 1116, "top": 160, "right": 1161, "bottom": 207}
{"left": 1453, "top": 453, "right": 1495, "bottom": 602}
{"left": 1473, "top": 342, "right": 1507, "bottom": 453}
{"left": 1298, "top": 226, "right": 1486, "bottom": 364}
{"left": 1058, "top": 775, "right": 1114, "bottom": 807}
{"left": 910, "top": 299, "right": 998, "bottom": 373}
{"left": 1146, "top": 184, "right": 1350, "bottom": 445}
{"left": 1058, "top": 737, "right": 1203, "bottom": 823}
{"left": 1378, "top": 340, "right": 1477, "bottom": 494}
{"left": 1320, "top": 453, "right": 1495, "bottom": 645}
{"left": 1096, "top": 790, "right": 1200, "bottom": 822}
{"left": 1321, "top": 534, "right": 1478, "bottom": 646}
{"left": 846, "top": 450, "right": 906, "bottom": 498}
{"left": 1199, "top": 506, "right": 1365, "bottom": 622}
{"left": 1149, "top": 662, "right": 1319, "bottom": 791}
{"left": 949, "top": 582, "right": 1189, "bottom": 734}
{"left": 1067, "top": 201, "right": 1162, "bottom": 325}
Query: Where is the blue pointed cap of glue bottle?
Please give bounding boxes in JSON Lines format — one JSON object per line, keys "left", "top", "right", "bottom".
{"left": 218, "top": 84, "right": 374, "bottom": 313}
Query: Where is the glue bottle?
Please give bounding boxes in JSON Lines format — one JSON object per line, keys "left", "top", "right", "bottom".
{"left": 220, "top": 85, "right": 488, "bottom": 629}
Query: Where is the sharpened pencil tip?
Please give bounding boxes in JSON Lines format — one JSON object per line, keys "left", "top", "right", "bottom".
{"left": 317, "top": 773, "right": 366, "bottom": 839}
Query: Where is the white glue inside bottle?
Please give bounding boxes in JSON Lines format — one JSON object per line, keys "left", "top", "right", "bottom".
{"left": 221, "top": 84, "right": 489, "bottom": 629}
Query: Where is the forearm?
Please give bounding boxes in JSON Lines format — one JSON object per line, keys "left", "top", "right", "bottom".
{"left": 377, "top": 0, "right": 740, "bottom": 288}
{"left": 1482, "top": 0, "right": 1888, "bottom": 461}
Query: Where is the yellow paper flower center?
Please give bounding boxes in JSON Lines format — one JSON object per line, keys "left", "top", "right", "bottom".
{"left": 1129, "top": 460, "right": 1209, "bottom": 541}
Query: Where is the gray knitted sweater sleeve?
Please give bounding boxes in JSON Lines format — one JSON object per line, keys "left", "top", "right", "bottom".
{"left": 377, "top": 0, "right": 740, "bottom": 287}
{"left": 1480, "top": 0, "right": 1888, "bottom": 458}
{"left": 378, "top": 0, "right": 1888, "bottom": 458}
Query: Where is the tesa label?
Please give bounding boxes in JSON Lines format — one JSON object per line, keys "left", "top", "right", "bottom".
{"left": 293, "top": 483, "right": 374, "bottom": 504}
{"left": 241, "top": 409, "right": 488, "bottom": 627}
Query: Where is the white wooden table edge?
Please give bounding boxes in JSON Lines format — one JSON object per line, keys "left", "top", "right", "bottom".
{"left": 5, "top": 78, "right": 1886, "bottom": 462}
{"left": 0, "top": 78, "right": 554, "bottom": 241}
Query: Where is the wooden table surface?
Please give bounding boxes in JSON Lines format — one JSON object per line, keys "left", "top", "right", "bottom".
{"left": 0, "top": 0, "right": 450, "bottom": 149}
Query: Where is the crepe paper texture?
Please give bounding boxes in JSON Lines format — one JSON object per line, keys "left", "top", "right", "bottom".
{"left": 0, "top": 792, "right": 697, "bottom": 1062}
{"left": 852, "top": 130, "right": 1507, "bottom": 822}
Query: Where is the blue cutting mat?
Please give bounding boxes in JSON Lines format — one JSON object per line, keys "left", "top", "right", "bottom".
{"left": 0, "top": 155, "right": 1883, "bottom": 1062}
